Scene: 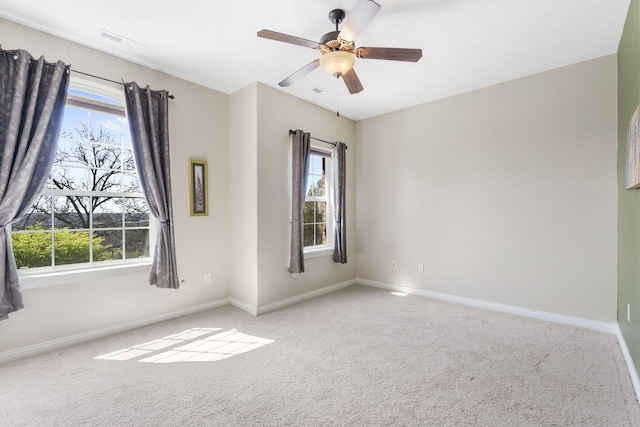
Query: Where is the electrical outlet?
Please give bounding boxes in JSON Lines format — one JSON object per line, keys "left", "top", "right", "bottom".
{"left": 179, "top": 277, "right": 187, "bottom": 286}
{"left": 418, "top": 263, "right": 424, "bottom": 273}
{"left": 204, "top": 273, "right": 212, "bottom": 284}
{"left": 628, "top": 304, "right": 631, "bottom": 323}
{"left": 391, "top": 260, "right": 397, "bottom": 269}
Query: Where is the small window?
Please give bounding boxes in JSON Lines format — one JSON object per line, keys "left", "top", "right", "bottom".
{"left": 303, "top": 149, "right": 333, "bottom": 250}
{"left": 11, "top": 86, "right": 151, "bottom": 270}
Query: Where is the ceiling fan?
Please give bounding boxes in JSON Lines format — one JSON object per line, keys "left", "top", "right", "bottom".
{"left": 257, "top": 0, "right": 422, "bottom": 94}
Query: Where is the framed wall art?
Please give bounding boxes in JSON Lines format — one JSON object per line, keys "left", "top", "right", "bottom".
{"left": 189, "top": 159, "right": 208, "bottom": 216}
{"left": 627, "top": 105, "right": 640, "bottom": 190}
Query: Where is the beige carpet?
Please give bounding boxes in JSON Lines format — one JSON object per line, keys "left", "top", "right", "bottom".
{"left": 1, "top": 285, "right": 638, "bottom": 426}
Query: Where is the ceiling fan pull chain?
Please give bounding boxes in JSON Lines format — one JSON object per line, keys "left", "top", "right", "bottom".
{"left": 336, "top": 76, "right": 340, "bottom": 117}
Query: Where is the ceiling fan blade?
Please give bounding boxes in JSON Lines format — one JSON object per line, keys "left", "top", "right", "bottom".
{"left": 278, "top": 59, "right": 321, "bottom": 87}
{"left": 356, "top": 47, "right": 423, "bottom": 62}
{"left": 338, "top": 0, "right": 381, "bottom": 43}
{"left": 342, "top": 68, "right": 364, "bottom": 94}
{"left": 257, "top": 30, "right": 320, "bottom": 49}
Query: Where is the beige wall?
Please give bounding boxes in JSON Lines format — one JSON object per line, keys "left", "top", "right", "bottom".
{"left": 256, "top": 83, "right": 356, "bottom": 306}
{"left": 228, "top": 83, "right": 357, "bottom": 309}
{"left": 0, "top": 18, "right": 231, "bottom": 353}
{"left": 229, "top": 83, "right": 259, "bottom": 307}
{"left": 355, "top": 55, "right": 618, "bottom": 322}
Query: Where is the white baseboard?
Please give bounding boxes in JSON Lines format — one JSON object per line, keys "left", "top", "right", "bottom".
{"left": 257, "top": 278, "right": 357, "bottom": 315}
{"left": 230, "top": 298, "right": 258, "bottom": 316}
{"left": 0, "top": 297, "right": 231, "bottom": 364}
{"left": 615, "top": 323, "right": 640, "bottom": 403}
{"left": 357, "top": 278, "right": 615, "bottom": 334}
{"left": 4, "top": 278, "right": 619, "bottom": 367}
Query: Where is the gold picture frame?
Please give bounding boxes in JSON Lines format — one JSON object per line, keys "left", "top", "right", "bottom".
{"left": 189, "top": 159, "right": 208, "bottom": 216}
{"left": 627, "top": 105, "right": 640, "bottom": 190}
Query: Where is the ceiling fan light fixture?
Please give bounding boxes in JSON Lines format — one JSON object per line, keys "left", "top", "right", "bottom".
{"left": 320, "top": 50, "right": 355, "bottom": 77}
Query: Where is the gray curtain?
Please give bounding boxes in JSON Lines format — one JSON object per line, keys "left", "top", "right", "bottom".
{"left": 0, "top": 49, "right": 70, "bottom": 320}
{"left": 333, "top": 142, "right": 347, "bottom": 263}
{"left": 123, "top": 82, "right": 179, "bottom": 289}
{"left": 289, "top": 129, "right": 311, "bottom": 274}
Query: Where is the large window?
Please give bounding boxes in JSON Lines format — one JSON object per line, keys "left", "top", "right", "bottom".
{"left": 303, "top": 149, "right": 333, "bottom": 250}
{"left": 11, "top": 87, "right": 150, "bottom": 270}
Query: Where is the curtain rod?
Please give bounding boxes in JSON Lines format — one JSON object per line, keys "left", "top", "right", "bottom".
{"left": 0, "top": 48, "right": 175, "bottom": 99}
{"left": 73, "top": 70, "right": 175, "bottom": 99}
{"left": 288, "top": 129, "right": 348, "bottom": 150}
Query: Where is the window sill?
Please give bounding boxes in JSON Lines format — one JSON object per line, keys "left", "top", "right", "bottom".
{"left": 19, "top": 261, "right": 152, "bottom": 290}
{"left": 304, "top": 246, "right": 334, "bottom": 259}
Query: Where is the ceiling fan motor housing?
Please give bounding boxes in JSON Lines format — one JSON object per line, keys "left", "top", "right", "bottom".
{"left": 320, "top": 30, "right": 341, "bottom": 46}
{"left": 322, "top": 9, "right": 356, "bottom": 53}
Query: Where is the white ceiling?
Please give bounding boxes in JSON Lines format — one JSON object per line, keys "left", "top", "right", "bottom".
{"left": 0, "top": 0, "right": 630, "bottom": 120}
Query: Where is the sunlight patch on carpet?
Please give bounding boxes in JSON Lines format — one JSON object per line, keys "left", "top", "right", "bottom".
{"left": 95, "top": 328, "right": 274, "bottom": 363}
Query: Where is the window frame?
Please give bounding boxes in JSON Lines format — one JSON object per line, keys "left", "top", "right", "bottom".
{"left": 15, "top": 76, "right": 154, "bottom": 287}
{"left": 303, "top": 145, "right": 334, "bottom": 258}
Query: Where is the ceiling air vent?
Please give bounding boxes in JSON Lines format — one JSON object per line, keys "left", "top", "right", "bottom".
{"left": 98, "top": 29, "right": 145, "bottom": 49}
{"left": 99, "top": 30, "right": 123, "bottom": 44}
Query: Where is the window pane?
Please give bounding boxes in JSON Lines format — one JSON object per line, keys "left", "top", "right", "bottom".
{"left": 122, "top": 172, "right": 141, "bottom": 193}
{"left": 125, "top": 229, "right": 150, "bottom": 259}
{"left": 44, "top": 173, "right": 56, "bottom": 190}
{"left": 56, "top": 140, "right": 123, "bottom": 176}
{"left": 94, "top": 167, "right": 123, "bottom": 193}
{"left": 303, "top": 225, "right": 315, "bottom": 247}
{"left": 92, "top": 144, "right": 122, "bottom": 172}
{"left": 60, "top": 107, "right": 89, "bottom": 142}
{"left": 50, "top": 165, "right": 92, "bottom": 191}
{"left": 122, "top": 120, "right": 132, "bottom": 147}
{"left": 315, "top": 201, "right": 326, "bottom": 224}
{"left": 303, "top": 201, "right": 314, "bottom": 224}
{"left": 89, "top": 93, "right": 120, "bottom": 105}
{"left": 94, "top": 230, "right": 123, "bottom": 261}
{"left": 124, "top": 198, "right": 149, "bottom": 227}
{"left": 93, "top": 197, "right": 123, "bottom": 228}
{"left": 54, "top": 230, "right": 90, "bottom": 265}
{"left": 55, "top": 140, "right": 89, "bottom": 168}
{"left": 122, "top": 148, "right": 135, "bottom": 171}
{"left": 68, "top": 89, "right": 89, "bottom": 98}
{"left": 54, "top": 196, "right": 90, "bottom": 229}
{"left": 13, "top": 195, "right": 51, "bottom": 231}
{"left": 12, "top": 231, "right": 52, "bottom": 269}
{"left": 89, "top": 111, "right": 123, "bottom": 145}
{"left": 315, "top": 224, "right": 327, "bottom": 246}
{"left": 307, "top": 174, "right": 324, "bottom": 197}
{"left": 305, "top": 178, "right": 313, "bottom": 196}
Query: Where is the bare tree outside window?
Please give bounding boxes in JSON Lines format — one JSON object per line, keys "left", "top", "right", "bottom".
{"left": 11, "top": 90, "right": 150, "bottom": 269}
